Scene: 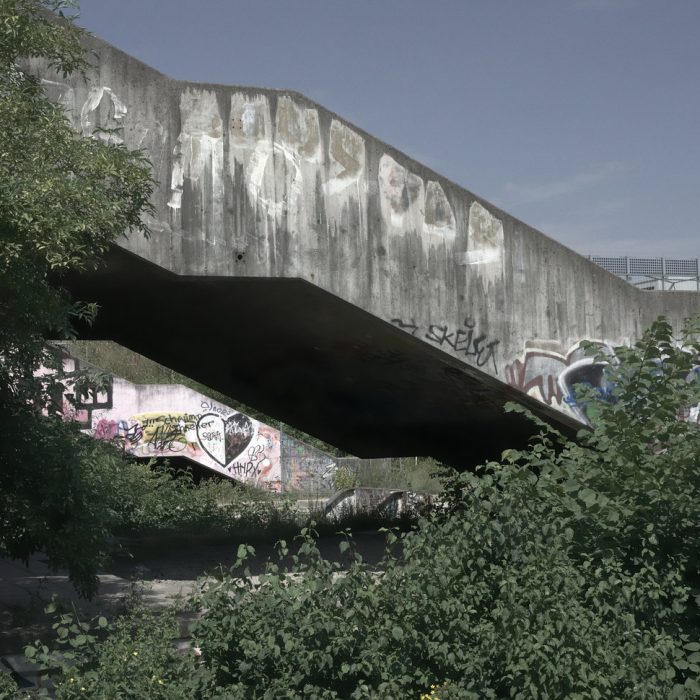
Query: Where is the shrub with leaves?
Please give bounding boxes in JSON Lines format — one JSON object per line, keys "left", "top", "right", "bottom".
{"left": 23, "top": 596, "right": 196, "bottom": 700}
{"left": 0, "top": 0, "right": 154, "bottom": 594}
{"left": 108, "top": 462, "right": 300, "bottom": 539}
{"left": 186, "top": 317, "right": 700, "bottom": 698}
{"left": 8, "top": 317, "right": 700, "bottom": 697}
{"left": 0, "top": 409, "right": 129, "bottom": 597}
{"left": 332, "top": 465, "right": 358, "bottom": 491}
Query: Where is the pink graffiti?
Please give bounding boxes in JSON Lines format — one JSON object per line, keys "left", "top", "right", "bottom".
{"left": 93, "top": 418, "right": 119, "bottom": 441}
{"left": 60, "top": 398, "right": 88, "bottom": 424}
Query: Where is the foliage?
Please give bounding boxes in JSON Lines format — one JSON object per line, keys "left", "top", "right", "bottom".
{"left": 0, "top": 405, "right": 125, "bottom": 597}
{"left": 110, "top": 462, "right": 420, "bottom": 545}
{"left": 333, "top": 456, "right": 444, "bottom": 493}
{"left": 0, "top": 0, "right": 153, "bottom": 393}
{"left": 420, "top": 681, "right": 451, "bottom": 700}
{"left": 0, "top": 670, "right": 23, "bottom": 700}
{"left": 403, "top": 456, "right": 444, "bottom": 493}
{"left": 12, "top": 317, "right": 700, "bottom": 697}
{"left": 23, "top": 596, "right": 196, "bottom": 699}
{"left": 109, "top": 463, "right": 301, "bottom": 540}
{"left": 189, "top": 317, "right": 700, "bottom": 697}
{"left": 331, "top": 464, "right": 358, "bottom": 491}
{"left": 0, "top": 0, "right": 154, "bottom": 592}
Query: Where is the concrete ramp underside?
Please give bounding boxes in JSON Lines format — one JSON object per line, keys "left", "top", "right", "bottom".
{"left": 26, "top": 31, "right": 699, "bottom": 467}
{"left": 67, "top": 247, "right": 578, "bottom": 465}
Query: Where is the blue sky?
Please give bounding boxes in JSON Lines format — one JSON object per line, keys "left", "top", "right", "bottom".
{"left": 76, "top": 0, "right": 700, "bottom": 259}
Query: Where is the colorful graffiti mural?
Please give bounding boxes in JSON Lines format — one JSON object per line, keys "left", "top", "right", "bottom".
{"left": 507, "top": 339, "right": 700, "bottom": 426}
{"left": 45, "top": 354, "right": 348, "bottom": 491}
{"left": 48, "top": 356, "right": 282, "bottom": 488}
{"left": 504, "top": 341, "right": 613, "bottom": 422}
{"left": 89, "top": 393, "right": 282, "bottom": 487}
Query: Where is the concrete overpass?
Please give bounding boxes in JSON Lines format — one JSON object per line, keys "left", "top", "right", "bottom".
{"left": 25, "top": 33, "right": 700, "bottom": 466}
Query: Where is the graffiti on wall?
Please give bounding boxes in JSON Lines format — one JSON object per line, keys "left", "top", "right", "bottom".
{"left": 59, "top": 76, "right": 511, "bottom": 309}
{"left": 44, "top": 354, "right": 340, "bottom": 491}
{"left": 280, "top": 433, "right": 336, "bottom": 493}
{"left": 390, "top": 316, "right": 500, "bottom": 373}
{"left": 46, "top": 355, "right": 282, "bottom": 487}
{"left": 48, "top": 356, "right": 114, "bottom": 428}
{"left": 169, "top": 89, "right": 465, "bottom": 252}
{"left": 90, "top": 396, "right": 280, "bottom": 485}
{"left": 505, "top": 341, "right": 612, "bottom": 421}
{"left": 80, "top": 86, "right": 127, "bottom": 143}
{"left": 377, "top": 153, "right": 459, "bottom": 260}
{"left": 506, "top": 339, "right": 700, "bottom": 426}
{"left": 457, "top": 201, "right": 505, "bottom": 289}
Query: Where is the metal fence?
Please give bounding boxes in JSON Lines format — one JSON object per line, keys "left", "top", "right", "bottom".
{"left": 589, "top": 256, "right": 700, "bottom": 291}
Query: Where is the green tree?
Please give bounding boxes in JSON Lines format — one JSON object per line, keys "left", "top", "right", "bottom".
{"left": 0, "top": 0, "right": 153, "bottom": 596}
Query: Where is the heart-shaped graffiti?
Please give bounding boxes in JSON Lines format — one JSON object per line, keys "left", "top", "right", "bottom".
{"left": 196, "top": 412, "right": 254, "bottom": 467}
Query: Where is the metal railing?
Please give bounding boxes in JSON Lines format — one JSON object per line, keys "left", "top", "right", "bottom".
{"left": 589, "top": 256, "right": 700, "bottom": 291}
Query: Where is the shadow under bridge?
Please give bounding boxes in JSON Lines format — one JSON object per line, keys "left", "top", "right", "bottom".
{"left": 64, "top": 245, "right": 580, "bottom": 470}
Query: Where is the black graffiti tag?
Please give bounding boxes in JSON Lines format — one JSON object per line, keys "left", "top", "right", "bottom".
{"left": 146, "top": 424, "right": 188, "bottom": 453}
{"left": 390, "top": 318, "right": 419, "bottom": 336}
{"left": 200, "top": 400, "right": 229, "bottom": 416}
{"left": 391, "top": 316, "right": 500, "bottom": 372}
{"left": 228, "top": 444, "right": 266, "bottom": 478}
{"left": 424, "top": 318, "right": 500, "bottom": 373}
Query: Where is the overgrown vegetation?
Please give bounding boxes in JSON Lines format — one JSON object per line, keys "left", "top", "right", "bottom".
{"left": 109, "top": 463, "right": 289, "bottom": 538}
{"left": 4, "top": 317, "right": 699, "bottom": 697}
{"left": 108, "top": 461, "right": 423, "bottom": 550}
{"left": 13, "top": 594, "right": 195, "bottom": 700}
{"left": 0, "top": 0, "right": 154, "bottom": 596}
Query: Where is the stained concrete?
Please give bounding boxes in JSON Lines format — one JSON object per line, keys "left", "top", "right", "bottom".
{"left": 23, "top": 33, "right": 700, "bottom": 465}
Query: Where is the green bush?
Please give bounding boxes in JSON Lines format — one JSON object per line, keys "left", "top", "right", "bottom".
{"left": 24, "top": 597, "right": 196, "bottom": 700}
{"left": 12, "top": 317, "right": 700, "bottom": 697}
{"left": 331, "top": 465, "right": 358, "bottom": 491}
{"left": 109, "top": 461, "right": 303, "bottom": 539}
{"left": 0, "top": 405, "right": 127, "bottom": 598}
{"left": 405, "top": 456, "right": 444, "bottom": 493}
{"left": 0, "top": 0, "right": 153, "bottom": 599}
{"left": 185, "top": 317, "right": 700, "bottom": 697}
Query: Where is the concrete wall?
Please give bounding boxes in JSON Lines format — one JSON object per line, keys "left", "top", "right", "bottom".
{"left": 54, "top": 355, "right": 337, "bottom": 491}
{"left": 23, "top": 33, "right": 699, "bottom": 433}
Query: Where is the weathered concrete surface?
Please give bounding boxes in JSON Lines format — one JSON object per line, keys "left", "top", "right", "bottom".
{"left": 23, "top": 34, "right": 700, "bottom": 465}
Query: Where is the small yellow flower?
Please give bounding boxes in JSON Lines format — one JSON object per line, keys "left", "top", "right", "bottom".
{"left": 132, "top": 651, "right": 138, "bottom": 656}
{"left": 420, "top": 681, "right": 448, "bottom": 700}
